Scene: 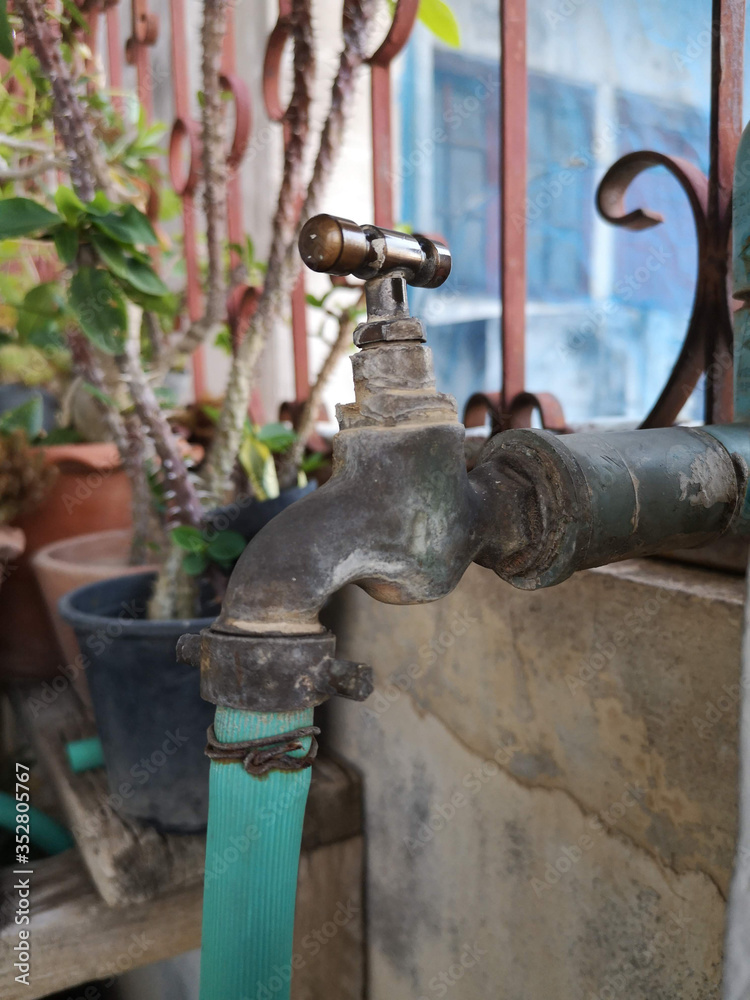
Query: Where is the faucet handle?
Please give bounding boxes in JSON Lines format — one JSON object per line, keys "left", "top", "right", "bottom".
{"left": 299, "top": 214, "right": 451, "bottom": 288}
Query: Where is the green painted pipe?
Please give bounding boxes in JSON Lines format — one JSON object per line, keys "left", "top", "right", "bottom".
{"left": 0, "top": 790, "right": 74, "bottom": 855}
{"left": 66, "top": 736, "right": 105, "bottom": 773}
{"left": 199, "top": 707, "right": 314, "bottom": 1000}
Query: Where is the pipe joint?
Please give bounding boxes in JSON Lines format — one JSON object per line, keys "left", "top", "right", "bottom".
{"left": 177, "top": 630, "right": 372, "bottom": 711}
{"left": 473, "top": 424, "right": 750, "bottom": 589}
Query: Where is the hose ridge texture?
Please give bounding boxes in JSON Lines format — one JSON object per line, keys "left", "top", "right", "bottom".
{"left": 199, "top": 707, "right": 314, "bottom": 1000}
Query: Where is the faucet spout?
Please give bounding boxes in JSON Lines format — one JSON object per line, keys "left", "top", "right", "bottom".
{"left": 218, "top": 421, "right": 480, "bottom": 634}
{"left": 181, "top": 340, "right": 504, "bottom": 711}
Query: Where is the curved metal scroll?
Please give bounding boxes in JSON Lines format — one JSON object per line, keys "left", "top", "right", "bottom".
{"left": 596, "top": 150, "right": 732, "bottom": 427}
{"left": 464, "top": 391, "right": 568, "bottom": 434}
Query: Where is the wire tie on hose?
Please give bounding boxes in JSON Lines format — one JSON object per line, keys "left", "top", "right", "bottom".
{"left": 205, "top": 724, "right": 321, "bottom": 776}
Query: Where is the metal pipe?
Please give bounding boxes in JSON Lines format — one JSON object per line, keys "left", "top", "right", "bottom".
{"left": 472, "top": 424, "right": 749, "bottom": 589}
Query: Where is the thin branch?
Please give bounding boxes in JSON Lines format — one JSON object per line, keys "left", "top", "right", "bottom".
{"left": 0, "top": 133, "right": 56, "bottom": 154}
{"left": 0, "top": 157, "right": 67, "bottom": 181}
{"left": 198, "top": 0, "right": 229, "bottom": 341}
{"left": 202, "top": 0, "right": 374, "bottom": 497}
{"left": 15, "top": 0, "right": 113, "bottom": 202}
{"left": 157, "top": 0, "right": 230, "bottom": 372}
{"left": 118, "top": 307, "right": 203, "bottom": 530}
{"left": 66, "top": 331, "right": 156, "bottom": 554}
{"left": 277, "top": 290, "right": 363, "bottom": 489}
{"left": 122, "top": 413, "right": 155, "bottom": 566}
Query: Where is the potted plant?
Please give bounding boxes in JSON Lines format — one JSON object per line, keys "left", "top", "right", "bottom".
{"left": 0, "top": 0, "right": 380, "bottom": 829}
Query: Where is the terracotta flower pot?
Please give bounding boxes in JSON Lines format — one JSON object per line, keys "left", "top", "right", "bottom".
{"left": 32, "top": 528, "right": 157, "bottom": 670}
{"left": 0, "top": 443, "right": 133, "bottom": 681}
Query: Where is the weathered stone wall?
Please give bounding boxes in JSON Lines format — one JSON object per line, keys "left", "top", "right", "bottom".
{"left": 326, "top": 559, "right": 744, "bottom": 999}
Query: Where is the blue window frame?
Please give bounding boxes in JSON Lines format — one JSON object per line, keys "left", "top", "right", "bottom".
{"left": 433, "top": 50, "right": 500, "bottom": 296}
{"left": 527, "top": 73, "right": 595, "bottom": 301}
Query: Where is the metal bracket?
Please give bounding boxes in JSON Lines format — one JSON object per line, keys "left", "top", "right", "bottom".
{"left": 177, "top": 629, "right": 373, "bottom": 711}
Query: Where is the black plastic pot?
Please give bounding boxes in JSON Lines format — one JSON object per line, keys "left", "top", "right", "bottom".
{"left": 206, "top": 481, "right": 317, "bottom": 542}
{"left": 59, "top": 571, "right": 216, "bottom": 833}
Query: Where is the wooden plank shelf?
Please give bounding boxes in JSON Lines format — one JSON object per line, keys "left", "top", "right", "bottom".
{"left": 0, "top": 833, "right": 365, "bottom": 1000}
{"left": 0, "top": 849, "right": 202, "bottom": 999}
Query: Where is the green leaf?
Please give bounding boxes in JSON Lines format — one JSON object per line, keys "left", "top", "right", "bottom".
{"left": 60, "top": 0, "right": 88, "bottom": 31}
{"left": 16, "top": 282, "right": 64, "bottom": 343}
{"left": 119, "top": 256, "right": 168, "bottom": 297}
{"left": 52, "top": 225, "right": 79, "bottom": 264}
{"left": 123, "top": 286, "right": 178, "bottom": 317}
{"left": 239, "top": 434, "right": 279, "bottom": 502}
{"left": 91, "top": 204, "right": 157, "bottom": 246}
{"left": 202, "top": 404, "right": 221, "bottom": 424}
{"left": 90, "top": 231, "right": 167, "bottom": 296}
{"left": 42, "top": 426, "right": 83, "bottom": 444}
{"left": 0, "top": 198, "right": 61, "bottom": 240}
{"left": 154, "top": 385, "right": 177, "bottom": 408}
{"left": 0, "top": 394, "right": 43, "bottom": 439}
{"left": 418, "top": 0, "right": 460, "bottom": 46}
{"left": 171, "top": 525, "right": 206, "bottom": 553}
{"left": 158, "top": 189, "right": 181, "bottom": 223}
{"left": 54, "top": 186, "right": 85, "bottom": 225}
{"left": 256, "top": 421, "right": 296, "bottom": 453}
{"left": 214, "top": 327, "right": 232, "bottom": 355}
{"left": 84, "top": 192, "right": 113, "bottom": 217}
{"left": 0, "top": 0, "right": 14, "bottom": 60}
{"left": 82, "top": 382, "right": 116, "bottom": 408}
{"left": 300, "top": 451, "right": 326, "bottom": 475}
{"left": 206, "top": 530, "right": 246, "bottom": 563}
{"left": 68, "top": 267, "right": 127, "bottom": 355}
{"left": 182, "top": 551, "right": 208, "bottom": 576}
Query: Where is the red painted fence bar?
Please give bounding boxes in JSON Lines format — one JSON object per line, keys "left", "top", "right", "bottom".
{"left": 705, "top": 0, "right": 744, "bottom": 423}
{"left": 125, "top": 0, "right": 156, "bottom": 120}
{"left": 369, "top": 0, "right": 418, "bottom": 229}
{"left": 168, "top": 0, "right": 206, "bottom": 397}
{"left": 499, "top": 0, "right": 527, "bottom": 427}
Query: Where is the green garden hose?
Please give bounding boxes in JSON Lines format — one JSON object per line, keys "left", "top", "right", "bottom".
{"left": 199, "top": 707, "right": 314, "bottom": 1000}
{"left": 0, "top": 790, "right": 74, "bottom": 856}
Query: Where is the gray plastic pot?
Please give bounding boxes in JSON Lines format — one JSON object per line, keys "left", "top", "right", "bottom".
{"left": 59, "top": 571, "right": 216, "bottom": 833}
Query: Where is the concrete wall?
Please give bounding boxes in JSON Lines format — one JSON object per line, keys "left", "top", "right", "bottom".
{"left": 327, "top": 558, "right": 744, "bottom": 999}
